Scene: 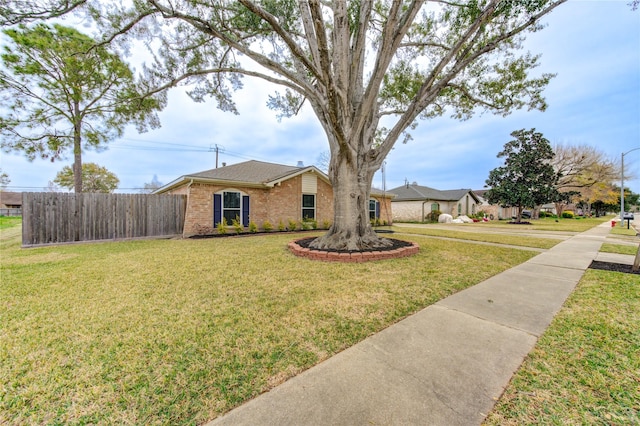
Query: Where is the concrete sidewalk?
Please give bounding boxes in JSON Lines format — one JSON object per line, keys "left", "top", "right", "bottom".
{"left": 208, "top": 222, "right": 613, "bottom": 426}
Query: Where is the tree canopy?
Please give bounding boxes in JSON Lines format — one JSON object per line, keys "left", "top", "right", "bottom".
{"left": 0, "top": 169, "right": 10, "bottom": 188}
{"left": 1, "top": 0, "right": 567, "bottom": 249}
{"left": 53, "top": 162, "right": 119, "bottom": 193}
{"left": 550, "top": 143, "right": 619, "bottom": 216}
{"left": 0, "top": 23, "right": 164, "bottom": 192}
{"left": 485, "top": 128, "right": 558, "bottom": 223}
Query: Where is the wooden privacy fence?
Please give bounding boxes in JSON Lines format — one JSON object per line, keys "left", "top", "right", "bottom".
{"left": 22, "top": 192, "right": 187, "bottom": 246}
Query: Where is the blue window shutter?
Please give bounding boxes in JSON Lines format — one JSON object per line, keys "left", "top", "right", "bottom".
{"left": 376, "top": 200, "right": 380, "bottom": 218}
{"left": 242, "top": 195, "right": 250, "bottom": 226}
{"left": 213, "top": 194, "right": 222, "bottom": 225}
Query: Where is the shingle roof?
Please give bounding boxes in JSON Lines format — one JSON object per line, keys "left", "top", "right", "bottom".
{"left": 156, "top": 160, "right": 396, "bottom": 198}
{"left": 187, "top": 160, "right": 302, "bottom": 184}
{"left": 388, "top": 184, "right": 477, "bottom": 202}
{"left": 156, "top": 160, "right": 332, "bottom": 193}
{"left": 0, "top": 191, "right": 22, "bottom": 206}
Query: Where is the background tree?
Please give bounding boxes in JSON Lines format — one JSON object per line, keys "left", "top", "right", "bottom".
{"left": 1, "top": 1, "right": 566, "bottom": 250}
{"left": 53, "top": 162, "right": 119, "bottom": 193}
{"left": 0, "top": 169, "right": 10, "bottom": 189}
{"left": 45, "top": 180, "right": 61, "bottom": 192}
{"left": 485, "top": 129, "right": 558, "bottom": 223}
{"left": 140, "top": 174, "right": 163, "bottom": 194}
{"left": 315, "top": 151, "right": 330, "bottom": 174}
{"left": 0, "top": 24, "right": 164, "bottom": 193}
{"left": 551, "top": 143, "right": 618, "bottom": 217}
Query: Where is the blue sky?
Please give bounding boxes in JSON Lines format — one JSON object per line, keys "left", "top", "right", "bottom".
{"left": 2, "top": 0, "right": 639, "bottom": 196}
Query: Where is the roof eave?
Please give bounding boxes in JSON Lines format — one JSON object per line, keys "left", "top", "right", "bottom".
{"left": 264, "top": 166, "right": 330, "bottom": 187}
{"left": 153, "top": 176, "right": 266, "bottom": 194}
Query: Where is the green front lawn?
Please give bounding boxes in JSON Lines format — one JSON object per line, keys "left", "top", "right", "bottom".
{"left": 1, "top": 222, "right": 537, "bottom": 424}
{"left": 391, "top": 226, "right": 560, "bottom": 249}
{"left": 600, "top": 243, "right": 639, "bottom": 256}
{"left": 485, "top": 268, "right": 640, "bottom": 424}
{"left": 481, "top": 216, "right": 614, "bottom": 233}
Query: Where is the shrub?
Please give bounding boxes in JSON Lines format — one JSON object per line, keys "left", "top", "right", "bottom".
{"left": 322, "top": 220, "right": 331, "bottom": 229}
{"left": 302, "top": 217, "right": 317, "bottom": 230}
{"left": 231, "top": 216, "right": 243, "bottom": 234}
{"left": 288, "top": 219, "right": 298, "bottom": 231}
{"left": 562, "top": 211, "right": 575, "bottom": 219}
{"left": 248, "top": 220, "right": 258, "bottom": 233}
{"left": 426, "top": 210, "right": 442, "bottom": 222}
{"left": 262, "top": 220, "right": 273, "bottom": 232}
{"left": 216, "top": 221, "right": 227, "bottom": 235}
{"left": 278, "top": 219, "right": 286, "bottom": 232}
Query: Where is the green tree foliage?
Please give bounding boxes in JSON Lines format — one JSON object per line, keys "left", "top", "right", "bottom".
{"left": 485, "top": 129, "right": 558, "bottom": 223}
{"left": 0, "top": 1, "right": 566, "bottom": 249}
{"left": 0, "top": 24, "right": 165, "bottom": 193}
{"left": 53, "top": 162, "right": 119, "bottom": 193}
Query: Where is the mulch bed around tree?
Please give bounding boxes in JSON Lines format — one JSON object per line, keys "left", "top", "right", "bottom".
{"left": 295, "top": 237, "right": 413, "bottom": 254}
{"left": 589, "top": 260, "right": 639, "bottom": 275}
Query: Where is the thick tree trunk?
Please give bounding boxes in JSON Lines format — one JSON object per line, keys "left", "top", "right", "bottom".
{"left": 309, "top": 156, "right": 393, "bottom": 251}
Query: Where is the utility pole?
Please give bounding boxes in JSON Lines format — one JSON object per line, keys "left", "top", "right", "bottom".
{"left": 620, "top": 147, "right": 640, "bottom": 227}
{"left": 211, "top": 144, "right": 222, "bottom": 168}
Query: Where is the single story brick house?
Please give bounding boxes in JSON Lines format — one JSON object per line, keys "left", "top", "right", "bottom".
{"left": 388, "top": 182, "right": 480, "bottom": 222}
{"left": 155, "top": 160, "right": 394, "bottom": 236}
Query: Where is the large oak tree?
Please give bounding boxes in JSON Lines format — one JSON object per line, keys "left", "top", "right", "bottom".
{"left": 2, "top": 0, "right": 566, "bottom": 249}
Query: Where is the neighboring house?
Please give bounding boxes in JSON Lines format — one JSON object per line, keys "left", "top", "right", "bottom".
{"left": 472, "top": 189, "right": 502, "bottom": 219}
{"left": 0, "top": 191, "right": 22, "bottom": 216}
{"left": 155, "top": 160, "right": 393, "bottom": 236}
{"left": 474, "top": 190, "right": 573, "bottom": 219}
{"left": 389, "top": 182, "right": 480, "bottom": 222}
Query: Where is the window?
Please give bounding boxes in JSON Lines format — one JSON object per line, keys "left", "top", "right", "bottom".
{"left": 223, "top": 191, "right": 241, "bottom": 225}
{"left": 369, "top": 199, "right": 379, "bottom": 220}
{"left": 214, "top": 191, "right": 250, "bottom": 226}
{"left": 302, "top": 194, "right": 315, "bottom": 220}
{"left": 431, "top": 203, "right": 440, "bottom": 211}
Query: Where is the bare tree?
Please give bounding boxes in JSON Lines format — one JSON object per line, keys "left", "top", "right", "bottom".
{"left": 551, "top": 144, "right": 619, "bottom": 217}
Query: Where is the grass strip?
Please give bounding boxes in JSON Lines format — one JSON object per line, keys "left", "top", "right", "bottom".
{"left": 600, "top": 243, "right": 639, "bottom": 256}
{"left": 484, "top": 269, "right": 640, "bottom": 425}
{"left": 391, "top": 226, "right": 559, "bottom": 249}
{"left": 0, "top": 216, "right": 22, "bottom": 230}
{"left": 1, "top": 225, "right": 536, "bottom": 425}
{"left": 476, "top": 216, "right": 612, "bottom": 233}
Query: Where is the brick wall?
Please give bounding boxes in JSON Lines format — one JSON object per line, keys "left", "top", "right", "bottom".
{"left": 170, "top": 173, "right": 393, "bottom": 236}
